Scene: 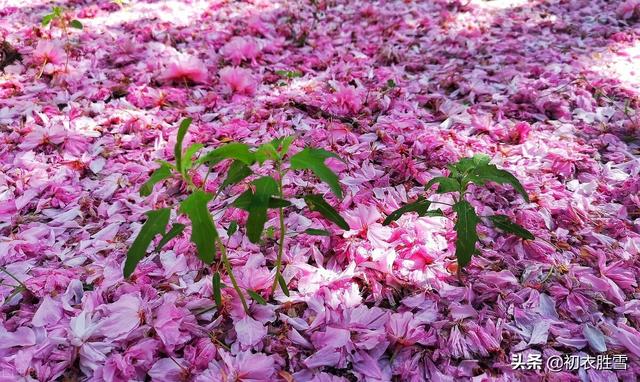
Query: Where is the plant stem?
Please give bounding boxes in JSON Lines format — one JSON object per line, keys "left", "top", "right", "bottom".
{"left": 184, "top": 173, "right": 196, "bottom": 192}
{"left": 217, "top": 239, "right": 249, "bottom": 313}
{"left": 272, "top": 162, "right": 286, "bottom": 294}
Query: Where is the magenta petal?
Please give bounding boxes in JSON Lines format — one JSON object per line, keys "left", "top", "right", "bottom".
{"left": 32, "top": 295, "right": 63, "bottom": 327}
{"left": 304, "top": 346, "right": 341, "bottom": 369}
{"left": 235, "top": 316, "right": 267, "bottom": 347}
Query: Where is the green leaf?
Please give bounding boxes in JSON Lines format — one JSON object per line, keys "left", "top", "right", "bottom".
{"left": 280, "top": 137, "right": 295, "bottom": 156}
{"left": 70, "top": 19, "right": 83, "bottom": 29}
{"left": 275, "top": 70, "right": 303, "bottom": 79}
{"left": 268, "top": 197, "right": 291, "bottom": 208}
{"left": 424, "top": 177, "right": 460, "bottom": 194}
{"left": 290, "top": 148, "right": 344, "bottom": 199}
{"left": 182, "top": 143, "right": 204, "bottom": 173}
{"left": 472, "top": 154, "right": 491, "bottom": 166}
{"left": 382, "top": 197, "right": 432, "bottom": 226}
{"left": 304, "top": 194, "right": 349, "bottom": 230}
{"left": 304, "top": 228, "right": 331, "bottom": 236}
{"left": 452, "top": 201, "right": 479, "bottom": 268}
{"left": 233, "top": 195, "right": 290, "bottom": 210}
{"left": 265, "top": 226, "right": 276, "bottom": 239}
{"left": 41, "top": 14, "right": 54, "bottom": 26}
{"left": 233, "top": 176, "right": 279, "bottom": 243}
{"left": 220, "top": 160, "right": 252, "bottom": 190}
{"left": 424, "top": 209, "right": 445, "bottom": 217}
{"left": 179, "top": 190, "right": 217, "bottom": 264}
{"left": 232, "top": 190, "right": 252, "bottom": 209}
{"left": 467, "top": 164, "right": 530, "bottom": 202}
{"left": 124, "top": 208, "right": 170, "bottom": 277}
{"left": 271, "top": 136, "right": 295, "bottom": 157}
{"left": 385, "top": 79, "right": 396, "bottom": 89}
{"left": 156, "top": 160, "right": 177, "bottom": 171}
{"left": 174, "top": 118, "right": 192, "bottom": 172}
{"left": 247, "top": 289, "right": 266, "bottom": 305}
{"left": 276, "top": 274, "right": 290, "bottom": 296}
{"left": 140, "top": 163, "right": 173, "bottom": 197}
{"left": 488, "top": 215, "right": 534, "bottom": 240}
{"left": 196, "top": 143, "right": 254, "bottom": 167}
{"left": 454, "top": 154, "right": 491, "bottom": 173}
{"left": 212, "top": 272, "right": 222, "bottom": 309}
{"left": 227, "top": 221, "right": 238, "bottom": 236}
{"left": 255, "top": 142, "right": 279, "bottom": 164}
{"left": 154, "top": 223, "right": 185, "bottom": 252}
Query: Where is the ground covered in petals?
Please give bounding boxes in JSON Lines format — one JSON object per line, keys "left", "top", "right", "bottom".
{"left": 1, "top": 0, "right": 640, "bottom": 381}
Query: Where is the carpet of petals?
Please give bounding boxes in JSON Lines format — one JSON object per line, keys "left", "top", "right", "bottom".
{"left": 1, "top": 0, "right": 640, "bottom": 381}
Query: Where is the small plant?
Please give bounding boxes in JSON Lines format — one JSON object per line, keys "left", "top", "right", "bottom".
{"left": 275, "top": 70, "right": 303, "bottom": 79}
{"left": 41, "top": 7, "right": 83, "bottom": 30}
{"left": 124, "top": 118, "right": 348, "bottom": 314}
{"left": 275, "top": 69, "right": 303, "bottom": 86}
{"left": 233, "top": 136, "right": 349, "bottom": 295}
{"left": 383, "top": 154, "right": 534, "bottom": 275}
{"left": 41, "top": 7, "right": 83, "bottom": 73}
{"left": 382, "top": 79, "right": 396, "bottom": 92}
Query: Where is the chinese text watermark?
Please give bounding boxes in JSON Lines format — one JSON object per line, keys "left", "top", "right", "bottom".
{"left": 511, "top": 353, "right": 628, "bottom": 372}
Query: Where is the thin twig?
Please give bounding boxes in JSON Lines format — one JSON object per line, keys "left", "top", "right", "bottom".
{"left": 36, "top": 58, "right": 47, "bottom": 79}
{"left": 537, "top": 79, "right": 577, "bottom": 99}
{"left": 167, "top": 354, "right": 188, "bottom": 374}
{"left": 540, "top": 265, "right": 555, "bottom": 284}
{"left": 291, "top": 101, "right": 359, "bottom": 127}
{"left": 209, "top": 334, "right": 231, "bottom": 351}
{"left": 0, "top": 266, "right": 28, "bottom": 291}
{"left": 194, "top": 305, "right": 217, "bottom": 316}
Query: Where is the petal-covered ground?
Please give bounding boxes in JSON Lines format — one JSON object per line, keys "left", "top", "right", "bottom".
{"left": 1, "top": 0, "right": 640, "bottom": 381}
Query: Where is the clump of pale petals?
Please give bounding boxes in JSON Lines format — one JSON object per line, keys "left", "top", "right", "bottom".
{"left": 32, "top": 40, "right": 66, "bottom": 66}
{"left": 158, "top": 56, "right": 208, "bottom": 84}
{"left": 219, "top": 66, "right": 257, "bottom": 95}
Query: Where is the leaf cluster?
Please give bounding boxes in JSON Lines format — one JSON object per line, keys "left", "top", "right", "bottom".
{"left": 125, "top": 119, "right": 349, "bottom": 311}
{"left": 383, "top": 154, "right": 533, "bottom": 269}
{"left": 42, "top": 7, "right": 83, "bottom": 30}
